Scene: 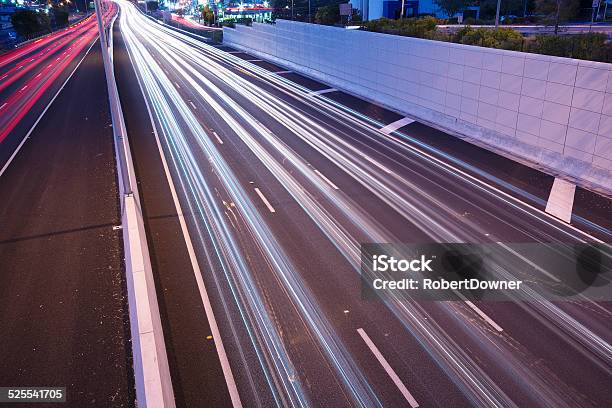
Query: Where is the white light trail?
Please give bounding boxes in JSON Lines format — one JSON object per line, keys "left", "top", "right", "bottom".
{"left": 115, "top": 1, "right": 611, "bottom": 406}
{"left": 118, "top": 2, "right": 384, "bottom": 406}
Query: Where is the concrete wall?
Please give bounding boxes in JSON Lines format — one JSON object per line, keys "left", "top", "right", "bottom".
{"left": 223, "top": 20, "right": 612, "bottom": 193}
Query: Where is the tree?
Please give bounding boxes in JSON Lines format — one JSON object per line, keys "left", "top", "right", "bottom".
{"left": 314, "top": 4, "right": 339, "bottom": 24}
{"left": 51, "top": 6, "right": 69, "bottom": 27}
{"left": 433, "top": 0, "right": 468, "bottom": 18}
{"left": 199, "top": 4, "right": 214, "bottom": 25}
{"left": 11, "top": 10, "right": 50, "bottom": 38}
{"left": 146, "top": 1, "right": 159, "bottom": 11}
{"left": 480, "top": 0, "right": 524, "bottom": 20}
{"left": 535, "top": 0, "right": 580, "bottom": 34}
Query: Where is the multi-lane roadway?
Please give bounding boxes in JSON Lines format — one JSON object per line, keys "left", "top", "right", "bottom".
{"left": 0, "top": 6, "right": 116, "bottom": 157}
{"left": 0, "top": 0, "right": 609, "bottom": 405}
{"left": 0, "top": 4, "right": 136, "bottom": 407}
{"left": 114, "top": 1, "right": 611, "bottom": 407}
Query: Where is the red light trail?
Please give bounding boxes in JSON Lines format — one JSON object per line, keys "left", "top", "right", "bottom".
{"left": 0, "top": 5, "right": 117, "bottom": 144}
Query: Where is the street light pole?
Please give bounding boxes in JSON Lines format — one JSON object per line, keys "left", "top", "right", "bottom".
{"left": 495, "top": 0, "right": 501, "bottom": 29}
{"left": 308, "top": 0, "right": 311, "bottom": 22}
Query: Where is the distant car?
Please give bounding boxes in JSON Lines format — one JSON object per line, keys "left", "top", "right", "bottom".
{"left": 500, "top": 15, "right": 519, "bottom": 23}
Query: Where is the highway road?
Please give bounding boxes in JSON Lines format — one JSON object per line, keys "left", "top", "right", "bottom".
{"left": 0, "top": 4, "right": 116, "bottom": 168}
{"left": 0, "top": 4, "right": 135, "bottom": 407}
{"left": 113, "top": 1, "right": 612, "bottom": 407}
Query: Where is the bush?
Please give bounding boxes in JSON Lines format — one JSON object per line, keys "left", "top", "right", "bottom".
{"left": 527, "top": 33, "right": 611, "bottom": 62}
{"left": 528, "top": 34, "right": 570, "bottom": 56}
{"left": 363, "top": 16, "right": 438, "bottom": 39}
{"left": 361, "top": 16, "right": 610, "bottom": 62}
{"left": 146, "top": 1, "right": 159, "bottom": 11}
{"left": 51, "top": 7, "right": 69, "bottom": 27}
{"left": 403, "top": 16, "right": 438, "bottom": 37}
{"left": 315, "top": 4, "right": 339, "bottom": 25}
{"left": 236, "top": 17, "right": 253, "bottom": 26}
{"left": 11, "top": 10, "right": 50, "bottom": 38}
{"left": 455, "top": 26, "right": 523, "bottom": 51}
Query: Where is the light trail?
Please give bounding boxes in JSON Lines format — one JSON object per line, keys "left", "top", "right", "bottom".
{"left": 116, "top": 1, "right": 611, "bottom": 406}
{"left": 0, "top": 6, "right": 116, "bottom": 144}
{"left": 152, "top": 18, "right": 612, "bottom": 349}
{"left": 119, "top": 2, "right": 384, "bottom": 406}
{"left": 140, "top": 12, "right": 611, "bottom": 368}
{"left": 0, "top": 15, "right": 96, "bottom": 69}
{"left": 119, "top": 4, "right": 513, "bottom": 406}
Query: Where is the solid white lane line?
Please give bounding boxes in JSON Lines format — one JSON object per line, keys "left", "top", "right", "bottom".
{"left": 455, "top": 292, "right": 504, "bottom": 332}
{"left": 130, "top": 43, "right": 244, "bottom": 408}
{"left": 314, "top": 169, "right": 339, "bottom": 190}
{"left": 310, "top": 88, "right": 337, "bottom": 96}
{"left": 189, "top": 101, "right": 196, "bottom": 109}
{"left": 545, "top": 178, "right": 576, "bottom": 223}
{"left": 380, "top": 117, "right": 415, "bottom": 135}
{"left": 212, "top": 130, "right": 223, "bottom": 144}
{"left": 254, "top": 187, "right": 276, "bottom": 213}
{"left": 357, "top": 328, "right": 420, "bottom": 408}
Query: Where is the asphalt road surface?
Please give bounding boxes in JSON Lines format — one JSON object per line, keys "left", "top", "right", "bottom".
{"left": 114, "top": 1, "right": 611, "bottom": 407}
{"left": 1, "top": 1, "right": 607, "bottom": 407}
{"left": 0, "top": 6, "right": 116, "bottom": 166}
{"left": 0, "top": 6, "right": 135, "bottom": 408}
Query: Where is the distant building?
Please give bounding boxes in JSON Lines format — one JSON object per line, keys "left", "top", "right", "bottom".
{"left": 351, "top": 0, "right": 470, "bottom": 20}
{"left": 219, "top": 2, "right": 272, "bottom": 23}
